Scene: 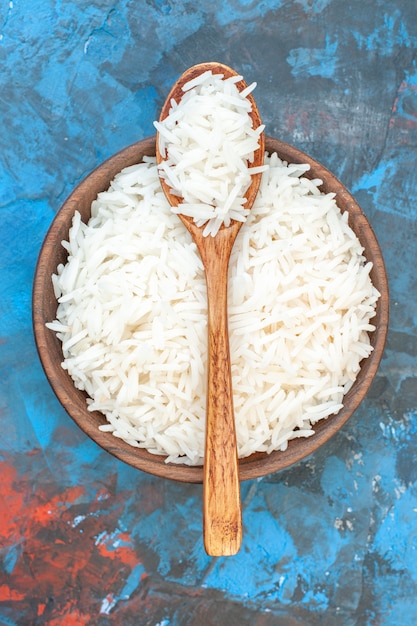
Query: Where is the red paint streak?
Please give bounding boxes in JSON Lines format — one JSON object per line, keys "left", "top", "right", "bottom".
{"left": 38, "top": 603, "right": 47, "bottom": 616}
{"left": 390, "top": 80, "right": 417, "bottom": 130}
{"left": 390, "top": 90, "right": 401, "bottom": 128}
{"left": 26, "top": 447, "right": 42, "bottom": 456}
{"left": 31, "top": 485, "right": 85, "bottom": 524}
{"left": 96, "top": 531, "right": 138, "bottom": 568}
{"left": 0, "top": 584, "right": 25, "bottom": 601}
{"left": 0, "top": 463, "right": 26, "bottom": 544}
{"left": 44, "top": 601, "right": 91, "bottom": 625}
{"left": 0, "top": 461, "right": 85, "bottom": 546}
{"left": 0, "top": 458, "right": 147, "bottom": 622}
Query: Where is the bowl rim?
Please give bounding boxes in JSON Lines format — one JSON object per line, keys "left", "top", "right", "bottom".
{"left": 32, "top": 135, "right": 389, "bottom": 483}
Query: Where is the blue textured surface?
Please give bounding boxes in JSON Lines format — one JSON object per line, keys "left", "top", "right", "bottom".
{"left": 1, "top": 1, "right": 417, "bottom": 624}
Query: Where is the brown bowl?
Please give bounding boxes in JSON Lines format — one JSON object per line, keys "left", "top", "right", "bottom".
{"left": 32, "top": 136, "right": 389, "bottom": 483}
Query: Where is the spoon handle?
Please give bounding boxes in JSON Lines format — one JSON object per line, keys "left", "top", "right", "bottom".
{"left": 200, "top": 229, "right": 242, "bottom": 557}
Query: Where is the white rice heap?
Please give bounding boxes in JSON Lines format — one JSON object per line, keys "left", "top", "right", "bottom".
{"left": 154, "top": 70, "right": 266, "bottom": 237}
{"left": 47, "top": 153, "right": 379, "bottom": 466}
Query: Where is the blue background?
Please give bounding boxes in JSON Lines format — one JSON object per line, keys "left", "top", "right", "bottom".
{"left": 1, "top": 0, "right": 417, "bottom": 624}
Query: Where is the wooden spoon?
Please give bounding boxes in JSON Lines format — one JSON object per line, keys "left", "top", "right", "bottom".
{"left": 155, "top": 62, "right": 265, "bottom": 556}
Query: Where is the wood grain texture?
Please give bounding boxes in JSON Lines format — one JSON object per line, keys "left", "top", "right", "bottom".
{"left": 32, "top": 136, "right": 389, "bottom": 486}
{"left": 199, "top": 225, "right": 243, "bottom": 555}
{"left": 155, "top": 62, "right": 267, "bottom": 554}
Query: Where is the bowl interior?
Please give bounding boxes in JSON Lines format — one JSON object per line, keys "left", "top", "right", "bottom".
{"left": 32, "top": 136, "right": 389, "bottom": 483}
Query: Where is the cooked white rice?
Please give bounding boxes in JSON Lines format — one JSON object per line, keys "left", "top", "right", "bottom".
{"left": 47, "top": 152, "right": 379, "bottom": 466}
{"left": 154, "top": 70, "right": 266, "bottom": 237}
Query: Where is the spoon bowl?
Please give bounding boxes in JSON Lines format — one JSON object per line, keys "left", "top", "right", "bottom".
{"left": 156, "top": 62, "right": 265, "bottom": 556}
{"left": 156, "top": 61, "right": 265, "bottom": 222}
